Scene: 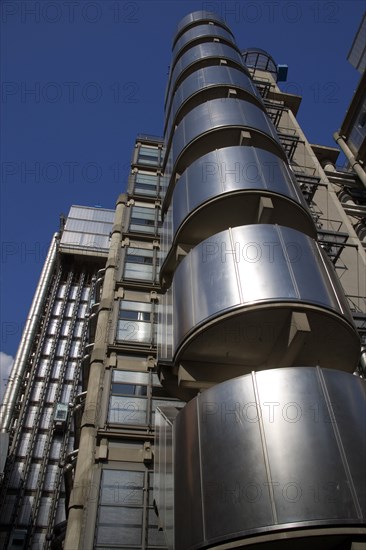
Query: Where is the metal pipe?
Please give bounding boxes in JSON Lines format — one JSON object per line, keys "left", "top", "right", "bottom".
{"left": 360, "top": 347, "right": 366, "bottom": 376}
{"left": 333, "top": 131, "right": 366, "bottom": 187}
{"left": 0, "top": 233, "right": 59, "bottom": 433}
{"left": 74, "top": 391, "right": 87, "bottom": 405}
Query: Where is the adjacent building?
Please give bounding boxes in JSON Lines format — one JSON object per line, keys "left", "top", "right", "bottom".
{"left": 1, "top": 10, "right": 365, "bottom": 550}
{"left": 347, "top": 12, "right": 366, "bottom": 74}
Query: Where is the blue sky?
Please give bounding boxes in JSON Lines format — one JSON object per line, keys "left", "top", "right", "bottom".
{"left": 0, "top": 0, "right": 365, "bottom": 388}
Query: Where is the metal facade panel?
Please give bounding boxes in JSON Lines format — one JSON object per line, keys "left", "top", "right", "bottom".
{"left": 166, "top": 66, "right": 262, "bottom": 139}
{"left": 170, "top": 225, "right": 359, "bottom": 371}
{"left": 172, "top": 24, "right": 236, "bottom": 65}
{"left": 170, "top": 98, "right": 281, "bottom": 175}
{"left": 173, "top": 369, "right": 366, "bottom": 549}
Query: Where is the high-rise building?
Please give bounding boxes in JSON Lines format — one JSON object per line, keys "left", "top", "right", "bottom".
{"left": 335, "top": 11, "right": 366, "bottom": 192}
{"left": 1, "top": 10, "right": 365, "bottom": 550}
{"left": 335, "top": 10, "right": 366, "bottom": 251}
{"left": 347, "top": 12, "right": 366, "bottom": 74}
{"left": 0, "top": 205, "right": 116, "bottom": 548}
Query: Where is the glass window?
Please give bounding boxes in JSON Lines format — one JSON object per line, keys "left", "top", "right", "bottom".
{"left": 65, "top": 361, "right": 77, "bottom": 380}
{"left": 66, "top": 219, "right": 113, "bottom": 236}
{"left": 130, "top": 205, "right": 157, "bottom": 234}
{"left": 61, "top": 383, "right": 73, "bottom": 402}
{"left": 100, "top": 470, "right": 144, "bottom": 505}
{"left": 65, "top": 302, "right": 75, "bottom": 317}
{"left": 52, "top": 300, "right": 63, "bottom": 316}
{"left": 77, "top": 303, "right": 88, "bottom": 318}
{"left": 125, "top": 247, "right": 155, "bottom": 281}
{"left": 97, "top": 511, "right": 143, "bottom": 545}
{"left": 108, "top": 370, "right": 150, "bottom": 425}
{"left": 120, "top": 300, "right": 152, "bottom": 318}
{"left": 43, "top": 337, "right": 54, "bottom": 356}
{"left": 19, "top": 496, "right": 34, "bottom": 524}
{"left": 109, "top": 396, "right": 147, "bottom": 425}
{"left": 117, "top": 301, "right": 156, "bottom": 344}
{"left": 26, "top": 464, "right": 41, "bottom": 490}
{"left": 37, "top": 359, "right": 49, "bottom": 378}
{"left": 111, "top": 371, "right": 148, "bottom": 397}
{"left": 57, "top": 284, "right": 67, "bottom": 299}
{"left": 137, "top": 145, "right": 160, "bottom": 166}
{"left": 50, "top": 439, "right": 62, "bottom": 459}
{"left": 95, "top": 468, "right": 167, "bottom": 548}
{"left": 60, "top": 319, "right": 72, "bottom": 336}
{"left": 111, "top": 383, "right": 147, "bottom": 396}
{"left": 56, "top": 339, "right": 67, "bottom": 356}
{"left": 134, "top": 172, "right": 159, "bottom": 196}
{"left": 46, "top": 383, "right": 58, "bottom": 403}
{"left": 34, "top": 434, "right": 47, "bottom": 458}
{"left": 113, "top": 371, "right": 149, "bottom": 384}
{"left": 116, "top": 321, "right": 152, "bottom": 343}
{"left": 70, "top": 340, "right": 81, "bottom": 358}
{"left": 38, "top": 497, "right": 52, "bottom": 526}
{"left": 68, "top": 206, "right": 115, "bottom": 223}
{"left": 40, "top": 406, "right": 53, "bottom": 429}
{"left": 51, "top": 360, "right": 63, "bottom": 378}
{"left": 47, "top": 318, "right": 58, "bottom": 335}
{"left": 31, "top": 381, "right": 43, "bottom": 401}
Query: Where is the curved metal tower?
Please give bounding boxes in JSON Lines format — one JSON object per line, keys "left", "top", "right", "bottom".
{"left": 155, "top": 10, "right": 366, "bottom": 550}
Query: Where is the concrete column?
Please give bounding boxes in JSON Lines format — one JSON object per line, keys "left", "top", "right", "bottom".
{"left": 64, "top": 195, "right": 127, "bottom": 550}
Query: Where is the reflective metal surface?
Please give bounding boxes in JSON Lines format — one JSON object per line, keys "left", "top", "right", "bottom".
{"left": 158, "top": 289, "right": 173, "bottom": 363}
{"left": 170, "top": 368, "right": 366, "bottom": 549}
{"left": 173, "top": 11, "right": 232, "bottom": 46}
{"left": 167, "top": 98, "right": 283, "bottom": 186}
{"left": 165, "top": 66, "right": 262, "bottom": 141}
{"left": 171, "top": 225, "right": 360, "bottom": 372}
{"left": 154, "top": 407, "right": 179, "bottom": 550}
{"left": 159, "top": 146, "right": 316, "bottom": 282}
{"left": 0, "top": 234, "right": 58, "bottom": 432}
{"left": 166, "top": 43, "right": 244, "bottom": 109}
{"left": 172, "top": 24, "right": 237, "bottom": 68}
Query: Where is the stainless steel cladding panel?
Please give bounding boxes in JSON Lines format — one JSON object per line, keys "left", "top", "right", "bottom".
{"left": 173, "top": 402, "right": 204, "bottom": 550}
{"left": 154, "top": 407, "right": 177, "bottom": 550}
{"left": 172, "top": 225, "right": 360, "bottom": 371}
{"left": 173, "top": 11, "right": 231, "bottom": 39}
{"left": 165, "top": 66, "right": 262, "bottom": 140}
{"left": 161, "top": 146, "right": 315, "bottom": 262}
{"left": 158, "top": 288, "right": 173, "bottom": 362}
{"left": 172, "top": 24, "right": 237, "bottom": 66}
{"left": 173, "top": 368, "right": 366, "bottom": 549}
{"left": 169, "top": 98, "right": 282, "bottom": 180}
{"left": 166, "top": 43, "right": 244, "bottom": 107}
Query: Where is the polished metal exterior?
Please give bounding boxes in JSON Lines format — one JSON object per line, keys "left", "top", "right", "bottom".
{"left": 160, "top": 146, "right": 316, "bottom": 282}
{"left": 170, "top": 368, "right": 366, "bottom": 550}
{"left": 171, "top": 24, "right": 236, "bottom": 67}
{"left": 165, "top": 43, "right": 244, "bottom": 108}
{"left": 162, "top": 224, "right": 360, "bottom": 372}
{"left": 167, "top": 98, "right": 283, "bottom": 190}
{"left": 0, "top": 235, "right": 58, "bottom": 434}
{"left": 155, "top": 10, "right": 364, "bottom": 550}
{"left": 173, "top": 11, "right": 231, "bottom": 40}
{"left": 165, "top": 65, "right": 262, "bottom": 140}
{"left": 154, "top": 407, "right": 177, "bottom": 550}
